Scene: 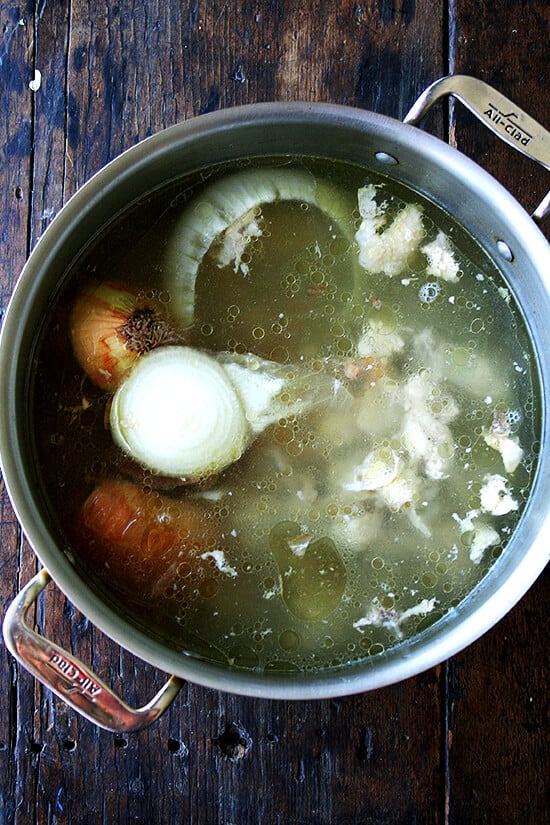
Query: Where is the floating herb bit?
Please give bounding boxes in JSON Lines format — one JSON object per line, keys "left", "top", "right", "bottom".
{"left": 70, "top": 281, "right": 180, "bottom": 390}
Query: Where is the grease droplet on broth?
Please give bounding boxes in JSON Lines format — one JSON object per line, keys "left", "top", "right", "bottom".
{"left": 269, "top": 522, "right": 346, "bottom": 621}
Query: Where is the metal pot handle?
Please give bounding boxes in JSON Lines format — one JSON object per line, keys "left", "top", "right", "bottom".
{"left": 403, "top": 74, "right": 550, "bottom": 222}
{"left": 3, "top": 569, "right": 184, "bottom": 732}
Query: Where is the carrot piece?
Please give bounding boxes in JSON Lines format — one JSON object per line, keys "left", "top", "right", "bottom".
{"left": 73, "top": 479, "right": 218, "bottom": 597}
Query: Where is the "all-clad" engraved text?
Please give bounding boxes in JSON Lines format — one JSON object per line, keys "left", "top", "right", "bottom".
{"left": 48, "top": 653, "right": 102, "bottom": 698}
{"left": 484, "top": 102, "right": 533, "bottom": 147}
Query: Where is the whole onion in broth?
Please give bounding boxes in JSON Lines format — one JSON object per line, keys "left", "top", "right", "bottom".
{"left": 70, "top": 281, "right": 181, "bottom": 390}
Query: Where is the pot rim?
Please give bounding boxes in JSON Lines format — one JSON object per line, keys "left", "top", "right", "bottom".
{"left": 1, "top": 101, "right": 549, "bottom": 699}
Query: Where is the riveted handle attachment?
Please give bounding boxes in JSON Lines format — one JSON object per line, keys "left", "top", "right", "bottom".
{"left": 3, "top": 569, "right": 184, "bottom": 732}
{"left": 404, "top": 75, "right": 550, "bottom": 222}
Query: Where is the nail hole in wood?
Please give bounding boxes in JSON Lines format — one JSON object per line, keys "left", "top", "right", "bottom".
{"left": 167, "top": 738, "right": 183, "bottom": 754}
{"left": 215, "top": 721, "right": 252, "bottom": 762}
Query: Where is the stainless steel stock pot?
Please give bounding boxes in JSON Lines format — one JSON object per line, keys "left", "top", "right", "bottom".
{"left": 1, "top": 76, "right": 549, "bottom": 731}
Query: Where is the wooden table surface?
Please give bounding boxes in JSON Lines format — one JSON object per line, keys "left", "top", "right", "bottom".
{"left": 1, "top": 2, "right": 548, "bottom": 823}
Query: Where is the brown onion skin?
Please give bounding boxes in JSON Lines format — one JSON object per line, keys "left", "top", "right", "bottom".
{"left": 69, "top": 281, "right": 180, "bottom": 391}
{"left": 72, "top": 479, "right": 219, "bottom": 599}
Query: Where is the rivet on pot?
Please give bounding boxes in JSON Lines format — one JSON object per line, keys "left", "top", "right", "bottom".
{"left": 496, "top": 239, "right": 514, "bottom": 262}
{"left": 374, "top": 151, "right": 399, "bottom": 165}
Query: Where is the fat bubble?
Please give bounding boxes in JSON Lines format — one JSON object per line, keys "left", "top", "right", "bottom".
{"left": 418, "top": 282, "right": 441, "bottom": 304}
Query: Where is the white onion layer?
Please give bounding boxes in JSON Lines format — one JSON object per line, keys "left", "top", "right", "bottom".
{"left": 164, "top": 167, "right": 357, "bottom": 325}
{"left": 110, "top": 346, "right": 249, "bottom": 478}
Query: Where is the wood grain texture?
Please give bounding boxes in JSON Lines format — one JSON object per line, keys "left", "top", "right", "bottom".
{"left": 443, "top": 5, "right": 550, "bottom": 823}
{"left": 446, "top": 570, "right": 549, "bottom": 824}
{"left": 1, "top": 7, "right": 35, "bottom": 823}
{"left": 449, "top": 0, "right": 550, "bottom": 217}
{"left": 0, "top": 2, "right": 547, "bottom": 824}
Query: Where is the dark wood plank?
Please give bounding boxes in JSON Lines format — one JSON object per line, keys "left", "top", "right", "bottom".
{"left": 446, "top": 571, "right": 549, "bottom": 824}
{"left": 447, "top": 2, "right": 550, "bottom": 823}
{"left": 448, "top": 0, "right": 550, "bottom": 221}
{"left": 25, "top": 674, "right": 443, "bottom": 825}
{"left": 0, "top": 6, "right": 38, "bottom": 823}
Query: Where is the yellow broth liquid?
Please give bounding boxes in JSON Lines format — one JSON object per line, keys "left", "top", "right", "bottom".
{"left": 32, "top": 157, "right": 539, "bottom": 672}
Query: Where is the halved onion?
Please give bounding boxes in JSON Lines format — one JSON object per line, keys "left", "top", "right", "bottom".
{"left": 164, "top": 167, "right": 358, "bottom": 326}
{"left": 110, "top": 346, "right": 249, "bottom": 479}
{"left": 110, "top": 345, "right": 344, "bottom": 479}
